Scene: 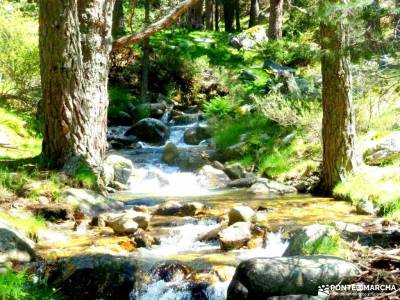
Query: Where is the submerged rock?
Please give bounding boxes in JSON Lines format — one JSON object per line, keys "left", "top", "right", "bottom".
{"left": 132, "top": 229, "right": 159, "bottom": 248}
{"left": 218, "top": 222, "right": 252, "bottom": 251}
{"left": 0, "top": 220, "right": 36, "bottom": 268}
{"left": 125, "top": 118, "right": 170, "bottom": 145}
{"left": 249, "top": 178, "right": 297, "bottom": 195}
{"left": 228, "top": 206, "right": 256, "bottom": 225}
{"left": 227, "top": 256, "right": 361, "bottom": 300}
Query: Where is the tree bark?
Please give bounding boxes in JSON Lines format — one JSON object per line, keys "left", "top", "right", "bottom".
{"left": 205, "top": 0, "right": 214, "bottom": 30}
{"left": 187, "top": 0, "right": 203, "bottom": 28}
{"left": 234, "top": 0, "right": 241, "bottom": 31}
{"left": 112, "top": 0, "right": 125, "bottom": 37}
{"left": 215, "top": 0, "right": 220, "bottom": 31}
{"left": 249, "top": 0, "right": 259, "bottom": 28}
{"left": 268, "top": 0, "right": 284, "bottom": 40}
{"left": 222, "top": 0, "right": 235, "bottom": 32}
{"left": 320, "top": 0, "right": 357, "bottom": 194}
{"left": 39, "top": 0, "right": 114, "bottom": 176}
{"left": 113, "top": 0, "right": 201, "bottom": 49}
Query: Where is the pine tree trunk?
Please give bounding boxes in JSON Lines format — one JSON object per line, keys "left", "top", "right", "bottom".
{"left": 215, "top": 0, "right": 220, "bottom": 31}
{"left": 222, "top": 0, "right": 234, "bottom": 32}
{"left": 320, "top": 1, "right": 357, "bottom": 194}
{"left": 205, "top": 0, "right": 214, "bottom": 30}
{"left": 249, "top": 0, "right": 260, "bottom": 28}
{"left": 235, "top": 0, "right": 241, "bottom": 31}
{"left": 188, "top": 0, "right": 204, "bottom": 28}
{"left": 112, "top": 0, "right": 125, "bottom": 37}
{"left": 268, "top": 0, "right": 284, "bottom": 40}
{"left": 39, "top": 0, "right": 114, "bottom": 176}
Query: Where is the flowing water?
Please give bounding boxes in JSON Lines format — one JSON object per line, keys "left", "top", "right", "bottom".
{"left": 37, "top": 119, "right": 372, "bottom": 299}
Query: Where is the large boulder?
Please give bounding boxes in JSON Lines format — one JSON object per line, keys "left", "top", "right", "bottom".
{"left": 228, "top": 206, "right": 256, "bottom": 225}
{"left": 249, "top": 178, "right": 297, "bottom": 195}
{"left": 363, "top": 132, "right": 400, "bottom": 165}
{"left": 125, "top": 118, "right": 170, "bottom": 145}
{"left": 283, "top": 224, "right": 338, "bottom": 257}
{"left": 224, "top": 163, "right": 248, "bottom": 180}
{"left": 47, "top": 254, "right": 137, "bottom": 300}
{"left": 154, "top": 201, "right": 204, "bottom": 217}
{"left": 230, "top": 26, "right": 268, "bottom": 50}
{"left": 96, "top": 210, "right": 151, "bottom": 232}
{"left": 62, "top": 188, "right": 124, "bottom": 217}
{"left": 104, "top": 154, "right": 134, "bottom": 186}
{"left": 162, "top": 142, "right": 179, "bottom": 165}
{"left": 0, "top": 220, "right": 36, "bottom": 268}
{"left": 183, "top": 124, "right": 212, "bottom": 145}
{"left": 107, "top": 216, "right": 138, "bottom": 235}
{"left": 196, "top": 165, "right": 231, "bottom": 189}
{"left": 218, "top": 222, "right": 252, "bottom": 251}
{"left": 227, "top": 256, "right": 361, "bottom": 300}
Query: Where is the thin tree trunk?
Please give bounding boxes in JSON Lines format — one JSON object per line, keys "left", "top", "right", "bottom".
{"left": 215, "top": 0, "right": 220, "bottom": 31}
{"left": 235, "top": 0, "right": 241, "bottom": 31}
{"left": 141, "top": 0, "right": 150, "bottom": 101}
{"left": 249, "top": 0, "right": 260, "bottom": 28}
{"left": 112, "top": 0, "right": 125, "bottom": 37}
{"left": 187, "top": 0, "right": 204, "bottom": 28}
{"left": 205, "top": 0, "right": 214, "bottom": 30}
{"left": 39, "top": 0, "right": 114, "bottom": 177}
{"left": 222, "top": 0, "right": 235, "bottom": 32}
{"left": 268, "top": 0, "right": 284, "bottom": 40}
{"left": 320, "top": 0, "right": 357, "bottom": 194}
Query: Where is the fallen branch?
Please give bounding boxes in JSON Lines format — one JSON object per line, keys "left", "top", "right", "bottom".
{"left": 113, "top": 0, "right": 200, "bottom": 49}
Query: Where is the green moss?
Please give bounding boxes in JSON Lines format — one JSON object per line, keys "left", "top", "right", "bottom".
{"left": 334, "top": 168, "right": 400, "bottom": 221}
{"left": 0, "top": 269, "right": 60, "bottom": 300}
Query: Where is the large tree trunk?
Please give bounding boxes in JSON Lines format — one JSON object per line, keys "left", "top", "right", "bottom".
{"left": 205, "top": 0, "right": 214, "bottom": 30}
{"left": 112, "top": 0, "right": 125, "bottom": 37}
{"left": 215, "top": 0, "right": 220, "bottom": 31}
{"left": 320, "top": 0, "right": 357, "bottom": 194}
{"left": 234, "top": 0, "right": 241, "bottom": 31}
{"left": 39, "top": 0, "right": 114, "bottom": 176}
{"left": 222, "top": 0, "right": 235, "bottom": 32}
{"left": 268, "top": 0, "right": 284, "bottom": 40}
{"left": 249, "top": 0, "right": 260, "bottom": 28}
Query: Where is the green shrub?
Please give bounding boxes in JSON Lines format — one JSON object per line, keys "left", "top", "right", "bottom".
{"left": 0, "top": 167, "right": 29, "bottom": 195}
{"left": 302, "top": 233, "right": 343, "bottom": 256}
{"left": 108, "top": 86, "right": 137, "bottom": 119}
{"left": 203, "top": 96, "right": 234, "bottom": 119}
{"left": 0, "top": 269, "right": 60, "bottom": 300}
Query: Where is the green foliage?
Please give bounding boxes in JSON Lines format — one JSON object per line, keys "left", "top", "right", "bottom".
{"left": 0, "top": 269, "right": 60, "bottom": 300}
{"left": 0, "top": 166, "right": 29, "bottom": 195}
{"left": 108, "top": 86, "right": 137, "bottom": 119}
{"left": 203, "top": 96, "right": 234, "bottom": 118}
{"left": 263, "top": 39, "right": 319, "bottom": 67}
{"left": 302, "top": 233, "right": 342, "bottom": 256}
{"left": 0, "top": 212, "right": 46, "bottom": 240}
{"left": 0, "top": 2, "right": 40, "bottom": 111}
{"left": 69, "top": 162, "right": 97, "bottom": 190}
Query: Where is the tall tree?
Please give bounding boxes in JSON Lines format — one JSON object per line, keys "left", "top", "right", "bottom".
{"left": 112, "top": 0, "right": 125, "bottom": 37}
{"left": 205, "top": 0, "right": 214, "bottom": 30}
{"left": 215, "top": 0, "right": 220, "bottom": 31}
{"left": 320, "top": 0, "right": 357, "bottom": 194}
{"left": 187, "top": 0, "right": 204, "bottom": 28}
{"left": 235, "top": 0, "right": 241, "bottom": 30}
{"left": 249, "top": 0, "right": 260, "bottom": 28}
{"left": 141, "top": 0, "right": 150, "bottom": 101}
{"left": 222, "top": 0, "right": 235, "bottom": 32}
{"left": 268, "top": 0, "right": 284, "bottom": 39}
{"left": 39, "top": 0, "right": 114, "bottom": 177}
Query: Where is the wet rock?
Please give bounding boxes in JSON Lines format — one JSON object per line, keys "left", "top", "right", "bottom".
{"left": 154, "top": 201, "right": 204, "bottom": 217}
{"left": 183, "top": 124, "right": 212, "bottom": 145}
{"left": 356, "top": 199, "right": 378, "bottom": 215}
{"left": 227, "top": 256, "right": 361, "bottom": 300}
{"left": 125, "top": 118, "right": 170, "bottom": 145}
{"left": 179, "top": 202, "right": 205, "bottom": 216}
{"left": 196, "top": 165, "right": 230, "bottom": 189}
{"left": 0, "top": 220, "right": 36, "bottom": 267}
{"left": 224, "top": 163, "right": 247, "bottom": 180}
{"left": 162, "top": 142, "right": 179, "bottom": 164}
{"left": 154, "top": 201, "right": 182, "bottom": 216}
{"left": 132, "top": 229, "right": 156, "bottom": 248}
{"left": 283, "top": 224, "right": 337, "bottom": 256}
{"left": 62, "top": 188, "right": 124, "bottom": 217}
{"left": 227, "top": 177, "right": 258, "bottom": 188}
{"left": 218, "top": 222, "right": 252, "bottom": 251}
{"left": 175, "top": 149, "right": 212, "bottom": 171}
{"left": 249, "top": 178, "right": 297, "bottom": 195}
{"left": 228, "top": 206, "right": 256, "bottom": 225}
{"left": 31, "top": 204, "right": 73, "bottom": 222}
{"left": 198, "top": 223, "right": 228, "bottom": 242}
{"left": 152, "top": 263, "right": 192, "bottom": 282}
{"left": 96, "top": 210, "right": 151, "bottom": 231}
{"left": 230, "top": 26, "right": 268, "bottom": 50}
{"left": 364, "top": 132, "right": 400, "bottom": 165}
{"left": 108, "top": 216, "right": 138, "bottom": 235}
{"left": 47, "top": 254, "right": 137, "bottom": 300}
{"left": 172, "top": 112, "right": 201, "bottom": 125}
{"left": 138, "top": 102, "right": 167, "bottom": 119}
{"left": 104, "top": 154, "right": 134, "bottom": 186}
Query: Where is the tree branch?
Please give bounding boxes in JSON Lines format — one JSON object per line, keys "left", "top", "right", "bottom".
{"left": 112, "top": 0, "right": 200, "bottom": 50}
